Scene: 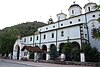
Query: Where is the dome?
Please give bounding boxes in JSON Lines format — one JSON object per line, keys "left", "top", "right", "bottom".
{"left": 49, "top": 18, "right": 53, "bottom": 21}
{"left": 84, "top": 2, "right": 96, "bottom": 13}
{"left": 84, "top": 2, "right": 96, "bottom": 8}
{"left": 68, "top": 3, "right": 82, "bottom": 17}
{"left": 68, "top": 4, "right": 82, "bottom": 10}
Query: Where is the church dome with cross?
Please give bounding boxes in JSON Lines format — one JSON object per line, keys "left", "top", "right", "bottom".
{"left": 84, "top": 2, "right": 96, "bottom": 13}
{"left": 68, "top": 2, "right": 82, "bottom": 17}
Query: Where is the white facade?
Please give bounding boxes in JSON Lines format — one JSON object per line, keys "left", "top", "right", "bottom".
{"left": 13, "top": 2, "right": 100, "bottom": 61}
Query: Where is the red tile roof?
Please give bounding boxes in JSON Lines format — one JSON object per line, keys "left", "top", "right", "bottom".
{"left": 21, "top": 46, "right": 43, "bottom": 53}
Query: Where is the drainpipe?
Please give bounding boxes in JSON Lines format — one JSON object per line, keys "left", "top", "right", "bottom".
{"left": 85, "top": 14, "right": 90, "bottom": 43}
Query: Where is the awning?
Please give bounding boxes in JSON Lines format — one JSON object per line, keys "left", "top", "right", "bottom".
{"left": 21, "top": 46, "right": 43, "bottom": 53}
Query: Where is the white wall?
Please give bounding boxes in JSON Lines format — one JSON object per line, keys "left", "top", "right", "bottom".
{"left": 22, "top": 35, "right": 34, "bottom": 45}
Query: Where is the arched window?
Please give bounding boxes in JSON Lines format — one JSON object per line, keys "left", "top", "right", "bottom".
{"left": 72, "top": 10, "right": 74, "bottom": 14}
{"left": 44, "top": 35, "right": 46, "bottom": 39}
{"left": 52, "top": 33, "right": 54, "bottom": 38}
{"left": 61, "top": 31, "right": 64, "bottom": 37}
{"left": 36, "top": 36, "right": 38, "bottom": 40}
{"left": 88, "top": 7, "right": 90, "bottom": 11}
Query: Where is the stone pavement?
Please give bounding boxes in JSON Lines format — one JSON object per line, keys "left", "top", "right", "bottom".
{"left": 0, "top": 59, "right": 93, "bottom": 67}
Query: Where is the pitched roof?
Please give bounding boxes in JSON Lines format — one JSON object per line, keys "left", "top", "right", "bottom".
{"left": 21, "top": 46, "right": 43, "bottom": 53}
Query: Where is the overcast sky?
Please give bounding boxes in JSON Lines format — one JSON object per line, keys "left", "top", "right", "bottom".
{"left": 0, "top": 0, "right": 99, "bottom": 29}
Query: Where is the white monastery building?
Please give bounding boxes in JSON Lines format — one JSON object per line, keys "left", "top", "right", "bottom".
{"left": 13, "top": 2, "right": 100, "bottom": 62}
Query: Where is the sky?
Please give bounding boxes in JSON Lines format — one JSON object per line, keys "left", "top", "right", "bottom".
{"left": 0, "top": 0, "right": 99, "bottom": 29}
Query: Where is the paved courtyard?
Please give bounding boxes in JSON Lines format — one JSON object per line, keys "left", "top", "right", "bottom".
{"left": 0, "top": 60, "right": 34, "bottom": 67}
{"left": 0, "top": 59, "right": 94, "bottom": 67}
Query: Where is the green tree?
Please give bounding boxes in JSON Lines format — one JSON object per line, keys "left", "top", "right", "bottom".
{"left": 0, "top": 28, "right": 20, "bottom": 57}
{"left": 81, "top": 43, "right": 100, "bottom": 62}
{"left": 95, "top": 4, "right": 100, "bottom": 10}
{"left": 62, "top": 42, "right": 80, "bottom": 61}
{"left": 0, "top": 21, "right": 46, "bottom": 57}
{"left": 93, "top": 4, "right": 100, "bottom": 39}
{"left": 49, "top": 45, "right": 57, "bottom": 60}
{"left": 62, "top": 42, "right": 72, "bottom": 61}
{"left": 29, "top": 52, "right": 34, "bottom": 59}
{"left": 71, "top": 47, "right": 80, "bottom": 61}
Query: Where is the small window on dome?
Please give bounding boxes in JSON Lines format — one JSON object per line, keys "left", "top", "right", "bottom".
{"left": 72, "top": 10, "right": 74, "bottom": 14}
{"left": 88, "top": 7, "right": 90, "bottom": 11}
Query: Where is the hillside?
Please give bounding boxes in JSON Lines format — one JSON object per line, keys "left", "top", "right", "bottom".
{"left": 0, "top": 21, "right": 46, "bottom": 56}
{"left": 1, "top": 21, "right": 46, "bottom": 36}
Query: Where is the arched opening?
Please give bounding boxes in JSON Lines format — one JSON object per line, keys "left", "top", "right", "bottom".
{"left": 42, "top": 45, "right": 47, "bottom": 60}
{"left": 71, "top": 42, "right": 80, "bottom": 49}
{"left": 15, "top": 45, "right": 20, "bottom": 60}
{"left": 71, "top": 42, "right": 80, "bottom": 61}
{"left": 49, "top": 44, "right": 57, "bottom": 60}
{"left": 59, "top": 43, "right": 65, "bottom": 55}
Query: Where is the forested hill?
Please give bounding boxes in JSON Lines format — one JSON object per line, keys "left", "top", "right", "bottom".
{"left": 0, "top": 21, "right": 46, "bottom": 56}
{"left": 1, "top": 21, "right": 46, "bottom": 36}
{"left": 12, "top": 21, "right": 46, "bottom": 36}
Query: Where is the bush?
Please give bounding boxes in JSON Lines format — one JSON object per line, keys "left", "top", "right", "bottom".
{"left": 81, "top": 43, "right": 100, "bottom": 62}
{"left": 29, "top": 52, "right": 34, "bottom": 59}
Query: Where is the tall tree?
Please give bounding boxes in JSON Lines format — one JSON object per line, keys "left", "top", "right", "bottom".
{"left": 49, "top": 45, "right": 57, "bottom": 60}
{"left": 0, "top": 28, "right": 20, "bottom": 56}
{"left": 81, "top": 43, "right": 100, "bottom": 62}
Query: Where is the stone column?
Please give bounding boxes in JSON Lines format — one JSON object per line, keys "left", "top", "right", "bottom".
{"left": 46, "top": 52, "right": 50, "bottom": 60}
{"left": 34, "top": 52, "right": 38, "bottom": 61}
{"left": 60, "top": 53, "right": 65, "bottom": 61}
{"left": 80, "top": 53, "right": 85, "bottom": 62}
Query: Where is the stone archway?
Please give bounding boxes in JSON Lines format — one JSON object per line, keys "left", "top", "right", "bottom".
{"left": 49, "top": 44, "right": 57, "bottom": 60}
{"left": 42, "top": 45, "right": 47, "bottom": 60}
{"left": 15, "top": 45, "right": 20, "bottom": 60}
{"left": 71, "top": 42, "right": 80, "bottom": 49}
{"left": 59, "top": 43, "right": 65, "bottom": 55}
{"left": 71, "top": 41, "right": 80, "bottom": 61}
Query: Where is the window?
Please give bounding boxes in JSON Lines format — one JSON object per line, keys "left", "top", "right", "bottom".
{"left": 36, "top": 36, "right": 38, "bottom": 40}
{"left": 58, "top": 16, "right": 60, "bottom": 20}
{"left": 61, "top": 31, "right": 64, "bottom": 37}
{"left": 92, "top": 15, "right": 95, "bottom": 17}
{"left": 24, "top": 38, "right": 26, "bottom": 42}
{"left": 78, "top": 19, "right": 81, "bottom": 21}
{"left": 88, "top": 7, "right": 90, "bottom": 11}
{"left": 52, "top": 33, "right": 54, "bottom": 38}
{"left": 44, "top": 35, "right": 46, "bottom": 39}
{"left": 72, "top": 10, "right": 74, "bottom": 14}
{"left": 30, "top": 37, "right": 32, "bottom": 41}
{"left": 61, "top": 24, "right": 63, "bottom": 26}
{"left": 85, "top": 34, "right": 87, "bottom": 38}
{"left": 24, "top": 52, "right": 28, "bottom": 56}
{"left": 53, "top": 26, "right": 55, "bottom": 28}
{"left": 70, "top": 21, "right": 72, "bottom": 24}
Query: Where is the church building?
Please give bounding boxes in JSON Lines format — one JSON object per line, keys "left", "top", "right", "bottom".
{"left": 13, "top": 2, "right": 100, "bottom": 62}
